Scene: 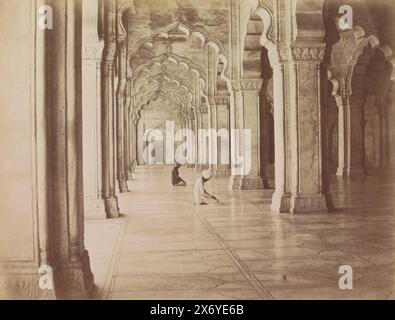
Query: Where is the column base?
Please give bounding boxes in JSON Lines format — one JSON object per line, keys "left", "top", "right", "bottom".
{"left": 0, "top": 269, "right": 56, "bottom": 299}
{"left": 84, "top": 198, "right": 107, "bottom": 220}
{"left": 337, "top": 166, "right": 367, "bottom": 179}
{"left": 336, "top": 166, "right": 345, "bottom": 176}
{"left": 229, "top": 176, "right": 241, "bottom": 190}
{"left": 239, "top": 177, "right": 264, "bottom": 190}
{"left": 118, "top": 180, "right": 129, "bottom": 193}
{"left": 290, "top": 194, "right": 328, "bottom": 214}
{"left": 271, "top": 192, "right": 331, "bottom": 214}
{"left": 0, "top": 250, "right": 95, "bottom": 299}
{"left": 230, "top": 176, "right": 265, "bottom": 190}
{"left": 214, "top": 165, "right": 230, "bottom": 178}
{"left": 54, "top": 249, "right": 95, "bottom": 299}
{"left": 126, "top": 170, "right": 133, "bottom": 180}
{"left": 271, "top": 192, "right": 291, "bottom": 213}
{"left": 104, "top": 197, "right": 120, "bottom": 218}
{"left": 187, "top": 164, "right": 195, "bottom": 169}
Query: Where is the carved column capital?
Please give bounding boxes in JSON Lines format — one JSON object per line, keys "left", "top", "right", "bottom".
{"left": 231, "top": 79, "right": 240, "bottom": 91}
{"left": 200, "top": 105, "right": 208, "bottom": 114}
{"left": 214, "top": 95, "right": 230, "bottom": 105}
{"left": 208, "top": 96, "right": 216, "bottom": 106}
{"left": 291, "top": 46, "right": 325, "bottom": 62}
{"left": 240, "top": 79, "right": 263, "bottom": 91}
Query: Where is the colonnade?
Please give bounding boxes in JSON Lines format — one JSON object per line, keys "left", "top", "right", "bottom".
{"left": 1, "top": 0, "right": 394, "bottom": 299}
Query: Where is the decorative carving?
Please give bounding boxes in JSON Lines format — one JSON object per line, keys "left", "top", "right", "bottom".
{"left": 127, "top": 20, "right": 230, "bottom": 79}
{"left": 117, "top": 0, "right": 135, "bottom": 43}
{"left": 0, "top": 274, "right": 55, "bottom": 300}
{"left": 292, "top": 47, "right": 325, "bottom": 61}
{"left": 239, "top": 177, "right": 264, "bottom": 190}
{"left": 291, "top": 196, "right": 328, "bottom": 213}
{"left": 240, "top": 79, "right": 263, "bottom": 91}
{"left": 200, "top": 106, "right": 208, "bottom": 114}
{"left": 214, "top": 96, "right": 230, "bottom": 105}
{"left": 172, "top": 8, "right": 187, "bottom": 23}
{"left": 214, "top": 165, "right": 230, "bottom": 178}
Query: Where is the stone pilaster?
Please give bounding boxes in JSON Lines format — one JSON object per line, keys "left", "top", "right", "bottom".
{"left": 124, "top": 81, "right": 133, "bottom": 180}
{"left": 271, "top": 45, "right": 331, "bottom": 213}
{"left": 335, "top": 91, "right": 366, "bottom": 178}
{"left": 115, "top": 39, "right": 129, "bottom": 193}
{"left": 101, "top": 0, "right": 120, "bottom": 218}
{"left": 82, "top": 0, "right": 107, "bottom": 220}
{"left": 130, "top": 115, "right": 138, "bottom": 171}
{"left": 348, "top": 95, "right": 367, "bottom": 178}
{"left": 186, "top": 113, "right": 196, "bottom": 168}
{"left": 48, "top": 0, "right": 95, "bottom": 298}
{"left": 334, "top": 93, "right": 346, "bottom": 176}
{"left": 214, "top": 96, "right": 231, "bottom": 178}
{"left": 237, "top": 79, "right": 265, "bottom": 190}
{"left": 198, "top": 106, "right": 210, "bottom": 171}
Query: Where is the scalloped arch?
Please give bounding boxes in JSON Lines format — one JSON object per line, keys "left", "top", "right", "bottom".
{"left": 127, "top": 20, "right": 230, "bottom": 79}
{"left": 346, "top": 33, "right": 380, "bottom": 96}
{"left": 117, "top": 1, "right": 136, "bottom": 43}
{"left": 240, "top": 2, "right": 279, "bottom": 70}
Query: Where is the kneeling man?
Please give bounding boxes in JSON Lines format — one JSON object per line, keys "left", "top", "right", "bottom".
{"left": 193, "top": 170, "right": 219, "bottom": 205}
{"left": 171, "top": 163, "right": 187, "bottom": 186}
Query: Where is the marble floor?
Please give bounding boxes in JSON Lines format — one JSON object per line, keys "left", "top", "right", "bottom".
{"left": 85, "top": 166, "right": 395, "bottom": 300}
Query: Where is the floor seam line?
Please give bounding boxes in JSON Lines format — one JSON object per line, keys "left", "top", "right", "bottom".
{"left": 101, "top": 215, "right": 129, "bottom": 300}
{"left": 194, "top": 210, "right": 275, "bottom": 300}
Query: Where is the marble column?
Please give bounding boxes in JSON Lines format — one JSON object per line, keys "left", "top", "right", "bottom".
{"left": 335, "top": 94, "right": 346, "bottom": 176}
{"left": 194, "top": 115, "right": 200, "bottom": 170}
{"left": 124, "top": 80, "right": 133, "bottom": 180}
{"left": 214, "top": 96, "right": 231, "bottom": 178}
{"left": 199, "top": 106, "right": 210, "bottom": 171}
{"left": 349, "top": 95, "right": 367, "bottom": 177}
{"left": 271, "top": 45, "right": 331, "bottom": 213}
{"left": 259, "top": 83, "right": 271, "bottom": 188}
{"left": 130, "top": 114, "right": 138, "bottom": 170}
{"left": 335, "top": 90, "right": 366, "bottom": 178}
{"left": 229, "top": 83, "right": 244, "bottom": 190}
{"left": 101, "top": 0, "right": 120, "bottom": 218}
{"left": 186, "top": 113, "right": 196, "bottom": 168}
{"left": 237, "top": 79, "right": 265, "bottom": 190}
{"left": 270, "top": 59, "right": 289, "bottom": 212}
{"left": 115, "top": 39, "right": 129, "bottom": 192}
{"left": 49, "top": 0, "right": 95, "bottom": 297}
{"left": 1, "top": 0, "right": 94, "bottom": 299}
{"left": 208, "top": 99, "right": 218, "bottom": 173}
{"left": 82, "top": 0, "right": 107, "bottom": 220}
{"left": 389, "top": 85, "right": 395, "bottom": 168}
{"left": 137, "top": 118, "right": 145, "bottom": 165}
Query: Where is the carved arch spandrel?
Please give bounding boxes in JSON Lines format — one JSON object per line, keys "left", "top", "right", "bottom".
{"left": 126, "top": 20, "right": 230, "bottom": 80}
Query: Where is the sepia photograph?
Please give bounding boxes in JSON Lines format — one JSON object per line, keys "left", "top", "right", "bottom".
{"left": 0, "top": 0, "right": 395, "bottom": 308}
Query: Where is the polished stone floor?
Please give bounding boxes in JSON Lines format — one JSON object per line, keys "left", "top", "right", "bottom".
{"left": 85, "top": 166, "right": 395, "bottom": 300}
